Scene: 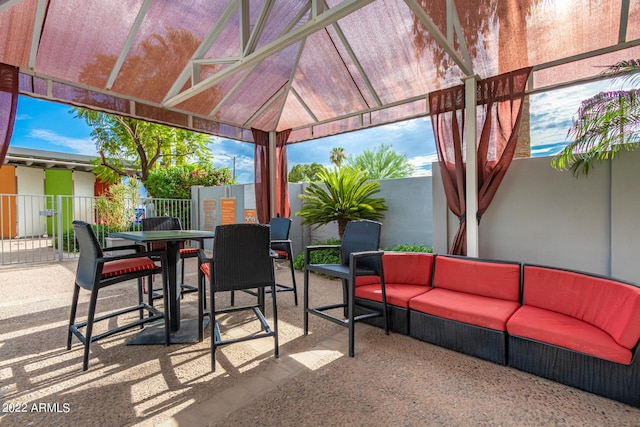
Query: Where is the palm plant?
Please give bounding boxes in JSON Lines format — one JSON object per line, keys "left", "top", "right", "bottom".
{"left": 329, "top": 147, "right": 346, "bottom": 168}
{"left": 297, "top": 167, "right": 388, "bottom": 238}
{"left": 552, "top": 60, "right": 640, "bottom": 176}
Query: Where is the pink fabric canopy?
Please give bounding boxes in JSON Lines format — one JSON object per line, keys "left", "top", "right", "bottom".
{"left": 0, "top": 1, "right": 636, "bottom": 144}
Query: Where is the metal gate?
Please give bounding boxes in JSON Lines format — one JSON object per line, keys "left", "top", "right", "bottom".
{"left": 0, "top": 193, "right": 58, "bottom": 264}
{"left": 0, "top": 194, "right": 191, "bottom": 266}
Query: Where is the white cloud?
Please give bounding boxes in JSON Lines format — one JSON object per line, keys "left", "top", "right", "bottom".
{"left": 28, "top": 129, "right": 96, "bottom": 155}
{"left": 409, "top": 153, "right": 438, "bottom": 169}
{"left": 529, "top": 78, "right": 628, "bottom": 147}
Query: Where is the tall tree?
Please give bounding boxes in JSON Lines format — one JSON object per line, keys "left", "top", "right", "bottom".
{"left": 329, "top": 147, "right": 346, "bottom": 168}
{"left": 288, "top": 163, "right": 326, "bottom": 182}
{"left": 73, "top": 108, "right": 212, "bottom": 184}
{"left": 552, "top": 60, "right": 640, "bottom": 176}
{"left": 345, "top": 144, "right": 414, "bottom": 180}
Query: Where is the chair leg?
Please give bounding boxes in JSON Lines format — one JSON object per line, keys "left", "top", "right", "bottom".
{"left": 380, "top": 275, "right": 389, "bottom": 335}
{"left": 271, "top": 282, "right": 279, "bottom": 358}
{"left": 210, "top": 279, "right": 217, "bottom": 371}
{"left": 161, "top": 266, "right": 170, "bottom": 346}
{"left": 202, "top": 279, "right": 207, "bottom": 310}
{"left": 180, "top": 257, "right": 185, "bottom": 299}
{"left": 230, "top": 290, "right": 235, "bottom": 306}
{"left": 82, "top": 289, "right": 100, "bottom": 371}
{"left": 347, "top": 279, "right": 355, "bottom": 357}
{"left": 303, "top": 267, "right": 310, "bottom": 335}
{"left": 341, "top": 279, "right": 348, "bottom": 318}
{"left": 67, "top": 284, "right": 80, "bottom": 350}
{"left": 147, "top": 274, "right": 154, "bottom": 310}
{"left": 137, "top": 277, "right": 144, "bottom": 325}
{"left": 287, "top": 247, "right": 298, "bottom": 306}
{"left": 197, "top": 268, "right": 204, "bottom": 342}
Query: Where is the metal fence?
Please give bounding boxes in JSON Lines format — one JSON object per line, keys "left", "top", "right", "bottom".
{"left": 0, "top": 194, "right": 190, "bottom": 265}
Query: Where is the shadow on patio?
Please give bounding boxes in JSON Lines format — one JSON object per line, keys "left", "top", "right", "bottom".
{"left": 1, "top": 259, "right": 638, "bottom": 426}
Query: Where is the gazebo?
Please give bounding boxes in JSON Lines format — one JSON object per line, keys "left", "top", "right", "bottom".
{"left": 1, "top": 0, "right": 638, "bottom": 253}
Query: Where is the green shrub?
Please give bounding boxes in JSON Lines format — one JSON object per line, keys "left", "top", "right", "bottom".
{"left": 383, "top": 243, "right": 433, "bottom": 253}
{"left": 293, "top": 240, "right": 433, "bottom": 271}
{"left": 293, "top": 238, "right": 341, "bottom": 271}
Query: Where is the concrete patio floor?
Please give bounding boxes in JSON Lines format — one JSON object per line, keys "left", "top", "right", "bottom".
{"left": 1, "top": 258, "right": 639, "bottom": 426}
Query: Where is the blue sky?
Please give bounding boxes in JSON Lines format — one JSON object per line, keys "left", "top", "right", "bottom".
{"left": 10, "top": 78, "right": 621, "bottom": 184}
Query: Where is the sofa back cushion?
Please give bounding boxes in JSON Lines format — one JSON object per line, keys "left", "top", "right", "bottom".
{"left": 523, "top": 265, "right": 640, "bottom": 350}
{"left": 355, "top": 252, "right": 435, "bottom": 287}
{"left": 432, "top": 256, "right": 521, "bottom": 302}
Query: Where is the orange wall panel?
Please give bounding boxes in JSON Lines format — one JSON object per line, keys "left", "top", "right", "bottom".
{"left": 0, "top": 165, "right": 17, "bottom": 238}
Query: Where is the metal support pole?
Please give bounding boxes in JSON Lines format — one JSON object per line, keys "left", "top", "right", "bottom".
{"left": 464, "top": 75, "right": 479, "bottom": 258}
{"left": 268, "top": 130, "right": 277, "bottom": 220}
{"left": 56, "top": 195, "right": 63, "bottom": 261}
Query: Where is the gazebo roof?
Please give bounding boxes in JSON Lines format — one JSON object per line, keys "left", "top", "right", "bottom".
{"left": 1, "top": 0, "right": 638, "bottom": 144}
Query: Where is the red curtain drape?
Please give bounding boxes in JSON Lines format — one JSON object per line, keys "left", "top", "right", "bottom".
{"left": 275, "top": 129, "right": 291, "bottom": 219}
{"left": 0, "top": 63, "right": 19, "bottom": 170}
{"left": 252, "top": 128, "right": 291, "bottom": 224}
{"left": 430, "top": 67, "right": 531, "bottom": 255}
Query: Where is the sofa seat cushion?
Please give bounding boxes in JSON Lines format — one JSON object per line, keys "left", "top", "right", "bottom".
{"left": 433, "top": 256, "right": 520, "bottom": 302}
{"left": 356, "top": 283, "right": 432, "bottom": 308}
{"left": 356, "top": 252, "right": 435, "bottom": 287}
{"left": 507, "top": 305, "right": 632, "bottom": 364}
{"left": 409, "top": 288, "right": 520, "bottom": 331}
{"left": 102, "top": 257, "right": 157, "bottom": 278}
{"left": 523, "top": 265, "right": 640, "bottom": 350}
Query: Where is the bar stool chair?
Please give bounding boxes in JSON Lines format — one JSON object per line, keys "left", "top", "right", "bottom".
{"left": 303, "top": 219, "right": 389, "bottom": 357}
{"left": 68, "top": 220, "right": 170, "bottom": 371}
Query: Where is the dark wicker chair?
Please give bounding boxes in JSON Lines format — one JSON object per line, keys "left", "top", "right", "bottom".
{"left": 269, "top": 217, "right": 298, "bottom": 304}
{"left": 198, "top": 223, "right": 278, "bottom": 371}
{"left": 67, "top": 220, "right": 170, "bottom": 371}
{"left": 303, "top": 219, "right": 389, "bottom": 357}
{"left": 142, "top": 216, "right": 199, "bottom": 302}
{"left": 231, "top": 217, "right": 298, "bottom": 306}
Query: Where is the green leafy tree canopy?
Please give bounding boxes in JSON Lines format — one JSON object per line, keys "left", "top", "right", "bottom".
{"left": 73, "top": 108, "right": 213, "bottom": 184}
{"left": 297, "top": 167, "right": 388, "bottom": 238}
{"left": 345, "top": 143, "right": 414, "bottom": 180}
{"left": 288, "top": 163, "right": 326, "bottom": 182}
{"left": 145, "top": 163, "right": 233, "bottom": 199}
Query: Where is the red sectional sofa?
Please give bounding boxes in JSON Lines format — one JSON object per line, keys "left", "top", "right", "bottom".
{"left": 507, "top": 264, "right": 640, "bottom": 407}
{"left": 409, "top": 255, "right": 521, "bottom": 364}
{"left": 354, "top": 252, "right": 435, "bottom": 334}
{"left": 352, "top": 253, "right": 640, "bottom": 407}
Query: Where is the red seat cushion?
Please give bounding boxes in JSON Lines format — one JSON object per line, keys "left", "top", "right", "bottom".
{"left": 523, "top": 266, "right": 640, "bottom": 350}
{"left": 101, "top": 257, "right": 157, "bottom": 278}
{"left": 272, "top": 249, "right": 288, "bottom": 259}
{"left": 355, "top": 252, "right": 435, "bottom": 287}
{"left": 180, "top": 247, "right": 199, "bottom": 255}
{"left": 507, "top": 305, "right": 633, "bottom": 364}
{"left": 356, "top": 284, "right": 431, "bottom": 308}
{"left": 433, "top": 257, "right": 520, "bottom": 302}
{"left": 409, "top": 288, "right": 520, "bottom": 331}
{"left": 200, "top": 263, "right": 210, "bottom": 277}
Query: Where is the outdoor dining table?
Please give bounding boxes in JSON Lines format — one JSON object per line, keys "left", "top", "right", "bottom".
{"left": 109, "top": 229, "right": 215, "bottom": 344}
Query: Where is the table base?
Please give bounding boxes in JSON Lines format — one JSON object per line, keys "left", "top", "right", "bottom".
{"left": 127, "top": 318, "right": 210, "bottom": 345}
